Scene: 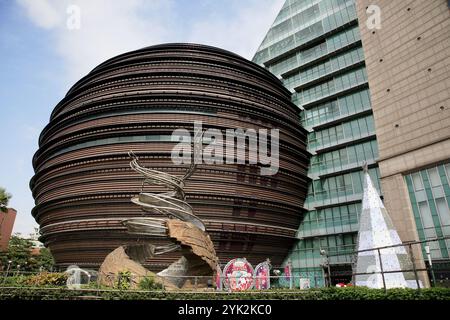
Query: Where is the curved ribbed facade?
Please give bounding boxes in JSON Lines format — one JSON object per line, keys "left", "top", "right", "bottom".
{"left": 30, "top": 43, "right": 310, "bottom": 270}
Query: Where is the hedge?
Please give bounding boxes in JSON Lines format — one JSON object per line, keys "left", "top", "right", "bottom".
{"left": 0, "top": 287, "right": 450, "bottom": 300}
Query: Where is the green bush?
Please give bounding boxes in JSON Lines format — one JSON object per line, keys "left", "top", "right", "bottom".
{"left": 1, "top": 275, "right": 28, "bottom": 287}
{"left": 0, "top": 286, "right": 450, "bottom": 300}
{"left": 24, "top": 272, "right": 68, "bottom": 287}
{"left": 116, "top": 270, "right": 132, "bottom": 290}
{"left": 80, "top": 281, "right": 110, "bottom": 290}
{"left": 138, "top": 275, "right": 162, "bottom": 290}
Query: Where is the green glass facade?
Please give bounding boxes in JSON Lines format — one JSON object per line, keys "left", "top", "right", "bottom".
{"left": 253, "top": 0, "right": 380, "bottom": 286}
{"left": 405, "top": 163, "right": 450, "bottom": 280}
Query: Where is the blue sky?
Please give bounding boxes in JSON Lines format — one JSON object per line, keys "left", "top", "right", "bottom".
{"left": 0, "top": 0, "right": 283, "bottom": 235}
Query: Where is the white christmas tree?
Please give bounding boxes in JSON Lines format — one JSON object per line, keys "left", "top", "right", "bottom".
{"left": 354, "top": 164, "right": 422, "bottom": 288}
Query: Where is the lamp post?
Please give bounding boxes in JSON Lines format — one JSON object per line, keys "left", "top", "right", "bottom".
{"left": 3, "top": 260, "right": 12, "bottom": 284}
{"left": 320, "top": 249, "right": 332, "bottom": 287}
{"left": 425, "top": 245, "right": 436, "bottom": 287}
{"left": 287, "top": 259, "right": 293, "bottom": 289}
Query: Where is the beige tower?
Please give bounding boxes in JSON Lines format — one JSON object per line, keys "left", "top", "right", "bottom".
{"left": 356, "top": 0, "right": 450, "bottom": 287}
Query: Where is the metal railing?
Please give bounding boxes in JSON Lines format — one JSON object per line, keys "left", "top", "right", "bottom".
{"left": 0, "top": 271, "right": 311, "bottom": 292}
{"left": 1, "top": 238, "right": 449, "bottom": 292}
{"left": 320, "top": 236, "right": 450, "bottom": 291}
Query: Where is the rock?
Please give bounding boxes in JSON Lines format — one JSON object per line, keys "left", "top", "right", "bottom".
{"left": 166, "top": 219, "right": 218, "bottom": 271}
{"left": 98, "top": 246, "right": 175, "bottom": 289}
{"left": 98, "top": 220, "right": 219, "bottom": 290}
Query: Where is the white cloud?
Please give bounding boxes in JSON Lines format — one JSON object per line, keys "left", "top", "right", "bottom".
{"left": 17, "top": 0, "right": 283, "bottom": 88}
{"left": 17, "top": 0, "right": 176, "bottom": 87}
{"left": 17, "top": 0, "right": 62, "bottom": 29}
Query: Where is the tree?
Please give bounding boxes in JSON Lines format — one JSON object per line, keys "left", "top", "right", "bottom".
{"left": 0, "top": 236, "right": 55, "bottom": 272}
{"left": 35, "top": 247, "right": 54, "bottom": 271}
{"left": 0, "top": 236, "right": 33, "bottom": 271}
{"left": 0, "top": 187, "right": 12, "bottom": 213}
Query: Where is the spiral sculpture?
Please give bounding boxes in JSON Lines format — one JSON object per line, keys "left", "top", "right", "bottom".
{"left": 111, "top": 131, "right": 218, "bottom": 288}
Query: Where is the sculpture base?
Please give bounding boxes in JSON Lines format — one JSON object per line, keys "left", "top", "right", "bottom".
{"left": 98, "top": 246, "right": 177, "bottom": 290}
{"left": 98, "top": 219, "right": 219, "bottom": 290}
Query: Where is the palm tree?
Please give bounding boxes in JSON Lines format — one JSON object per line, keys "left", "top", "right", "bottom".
{"left": 0, "top": 187, "right": 12, "bottom": 213}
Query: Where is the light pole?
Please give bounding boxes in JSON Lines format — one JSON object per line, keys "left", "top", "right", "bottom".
{"left": 287, "top": 259, "right": 293, "bottom": 289}
{"left": 320, "top": 249, "right": 332, "bottom": 287}
{"left": 15, "top": 264, "right": 21, "bottom": 277}
{"left": 425, "top": 245, "right": 436, "bottom": 287}
{"left": 3, "top": 260, "right": 12, "bottom": 284}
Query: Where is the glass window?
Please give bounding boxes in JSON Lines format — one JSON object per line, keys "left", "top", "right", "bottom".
{"left": 445, "top": 164, "right": 450, "bottom": 185}
{"left": 354, "top": 144, "right": 364, "bottom": 162}
{"left": 412, "top": 173, "right": 424, "bottom": 191}
{"left": 418, "top": 201, "right": 437, "bottom": 238}
{"left": 350, "top": 119, "right": 360, "bottom": 137}
{"left": 351, "top": 172, "right": 362, "bottom": 194}
{"left": 428, "top": 168, "right": 441, "bottom": 187}
{"left": 358, "top": 117, "right": 368, "bottom": 135}
{"left": 363, "top": 141, "right": 373, "bottom": 159}
{"left": 436, "top": 198, "right": 450, "bottom": 230}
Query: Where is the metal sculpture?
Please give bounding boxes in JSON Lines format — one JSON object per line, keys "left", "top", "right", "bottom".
{"left": 99, "top": 130, "right": 218, "bottom": 289}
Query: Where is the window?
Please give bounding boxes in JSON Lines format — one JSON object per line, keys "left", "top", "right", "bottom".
{"left": 412, "top": 173, "right": 424, "bottom": 191}
{"left": 436, "top": 198, "right": 450, "bottom": 230}
{"left": 419, "top": 202, "right": 436, "bottom": 238}
{"left": 405, "top": 164, "right": 450, "bottom": 260}
{"left": 358, "top": 117, "right": 368, "bottom": 134}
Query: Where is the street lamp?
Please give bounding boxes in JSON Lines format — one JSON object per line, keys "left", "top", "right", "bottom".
{"left": 15, "top": 264, "right": 21, "bottom": 277}
{"left": 320, "top": 249, "right": 332, "bottom": 287}
{"left": 424, "top": 245, "right": 436, "bottom": 287}
{"left": 2, "top": 260, "right": 12, "bottom": 284}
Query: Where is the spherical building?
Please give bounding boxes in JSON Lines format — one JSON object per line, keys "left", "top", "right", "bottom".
{"left": 31, "top": 43, "right": 310, "bottom": 270}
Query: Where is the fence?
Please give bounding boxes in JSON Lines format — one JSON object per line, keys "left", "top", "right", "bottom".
{"left": 1, "top": 237, "right": 449, "bottom": 292}
{"left": 321, "top": 236, "right": 450, "bottom": 291}
{"left": 0, "top": 270, "right": 307, "bottom": 292}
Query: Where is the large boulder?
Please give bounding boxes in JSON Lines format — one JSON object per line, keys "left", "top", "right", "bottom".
{"left": 98, "top": 246, "right": 175, "bottom": 289}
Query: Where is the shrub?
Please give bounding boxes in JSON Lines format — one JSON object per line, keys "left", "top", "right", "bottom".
{"left": 1, "top": 275, "right": 28, "bottom": 287}
{"left": 116, "top": 270, "right": 132, "bottom": 290}
{"left": 138, "top": 275, "right": 163, "bottom": 290}
{"left": 25, "top": 272, "right": 68, "bottom": 287}
{"left": 1, "top": 286, "right": 450, "bottom": 300}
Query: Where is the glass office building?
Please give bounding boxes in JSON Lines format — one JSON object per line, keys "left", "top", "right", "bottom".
{"left": 253, "top": 0, "right": 381, "bottom": 286}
